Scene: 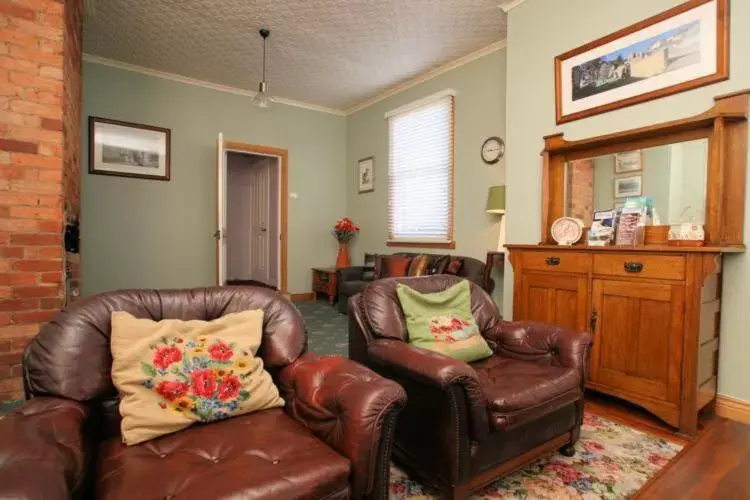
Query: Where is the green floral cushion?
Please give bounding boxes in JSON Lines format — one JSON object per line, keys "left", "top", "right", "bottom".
{"left": 396, "top": 280, "right": 493, "bottom": 363}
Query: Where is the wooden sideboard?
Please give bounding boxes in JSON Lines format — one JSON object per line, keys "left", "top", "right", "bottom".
{"left": 507, "top": 245, "right": 737, "bottom": 437}
{"left": 506, "top": 90, "right": 750, "bottom": 437}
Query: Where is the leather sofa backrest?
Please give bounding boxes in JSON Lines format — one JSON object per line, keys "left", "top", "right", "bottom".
{"left": 360, "top": 275, "right": 500, "bottom": 341}
{"left": 23, "top": 287, "right": 306, "bottom": 403}
{"left": 392, "top": 253, "right": 486, "bottom": 285}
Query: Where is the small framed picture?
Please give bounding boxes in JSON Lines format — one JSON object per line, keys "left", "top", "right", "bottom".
{"left": 89, "top": 117, "right": 171, "bottom": 181}
{"left": 358, "top": 156, "right": 374, "bottom": 194}
{"left": 615, "top": 150, "right": 642, "bottom": 173}
{"left": 614, "top": 175, "right": 643, "bottom": 198}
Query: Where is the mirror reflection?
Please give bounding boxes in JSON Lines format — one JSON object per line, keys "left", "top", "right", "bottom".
{"left": 565, "top": 139, "right": 708, "bottom": 227}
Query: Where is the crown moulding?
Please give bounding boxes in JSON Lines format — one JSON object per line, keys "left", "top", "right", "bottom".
{"left": 497, "top": 0, "right": 529, "bottom": 13}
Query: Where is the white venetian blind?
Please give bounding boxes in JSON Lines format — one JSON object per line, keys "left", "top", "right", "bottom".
{"left": 387, "top": 90, "right": 454, "bottom": 243}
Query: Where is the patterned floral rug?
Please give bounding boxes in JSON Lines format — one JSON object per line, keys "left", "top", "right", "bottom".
{"left": 388, "top": 413, "right": 682, "bottom": 499}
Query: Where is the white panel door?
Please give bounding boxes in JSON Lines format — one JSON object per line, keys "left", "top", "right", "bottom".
{"left": 216, "top": 133, "right": 227, "bottom": 285}
{"left": 250, "top": 159, "right": 271, "bottom": 284}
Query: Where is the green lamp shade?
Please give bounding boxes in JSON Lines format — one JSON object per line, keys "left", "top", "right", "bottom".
{"left": 485, "top": 186, "right": 506, "bottom": 214}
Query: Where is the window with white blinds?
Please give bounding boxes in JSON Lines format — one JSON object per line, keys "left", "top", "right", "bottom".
{"left": 387, "top": 90, "right": 454, "bottom": 245}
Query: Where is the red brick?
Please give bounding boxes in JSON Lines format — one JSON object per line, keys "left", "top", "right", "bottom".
{"left": 0, "top": 138, "right": 37, "bottom": 154}
{"left": 0, "top": 298, "right": 38, "bottom": 311}
{"left": 12, "top": 309, "right": 54, "bottom": 323}
{"left": 0, "top": 110, "right": 27, "bottom": 126}
{"left": 38, "top": 38, "right": 61, "bottom": 54}
{"left": 0, "top": 323, "right": 38, "bottom": 340}
{"left": 13, "top": 259, "right": 61, "bottom": 272}
{"left": 0, "top": 246, "right": 24, "bottom": 258}
{"left": 10, "top": 179, "right": 60, "bottom": 194}
{"left": 0, "top": 192, "right": 37, "bottom": 206}
{"left": 9, "top": 335, "right": 34, "bottom": 351}
{"left": 0, "top": 2, "right": 37, "bottom": 21}
{"left": 0, "top": 287, "right": 10, "bottom": 299}
{"left": 8, "top": 45, "right": 61, "bottom": 66}
{"left": 0, "top": 273, "right": 36, "bottom": 286}
{"left": 40, "top": 117, "right": 61, "bottom": 131}
{"left": 38, "top": 142, "right": 61, "bottom": 156}
{"left": 11, "top": 152, "right": 62, "bottom": 169}
{"left": 37, "top": 220, "right": 60, "bottom": 232}
{"left": 13, "top": 285, "right": 58, "bottom": 298}
{"left": 39, "top": 296, "right": 60, "bottom": 309}
{"left": 37, "top": 169, "right": 61, "bottom": 182}
{"left": 0, "top": 217, "right": 37, "bottom": 232}
{"left": 0, "top": 312, "right": 9, "bottom": 326}
{"left": 40, "top": 271, "right": 61, "bottom": 283}
{"left": 5, "top": 125, "right": 62, "bottom": 143}
{"left": 25, "top": 246, "right": 61, "bottom": 259}
{"left": 0, "top": 55, "right": 37, "bottom": 74}
{"left": 0, "top": 341, "right": 9, "bottom": 353}
{"left": 0, "top": 165, "right": 25, "bottom": 179}
{"left": 9, "top": 205, "right": 60, "bottom": 220}
{"left": 10, "top": 233, "right": 60, "bottom": 245}
{"left": 8, "top": 72, "right": 62, "bottom": 93}
{"left": 10, "top": 99, "right": 61, "bottom": 120}
{"left": 37, "top": 194, "right": 60, "bottom": 208}
{"left": 0, "top": 28, "right": 36, "bottom": 47}
{"left": 10, "top": 363, "right": 22, "bottom": 376}
{"left": 7, "top": 17, "right": 61, "bottom": 41}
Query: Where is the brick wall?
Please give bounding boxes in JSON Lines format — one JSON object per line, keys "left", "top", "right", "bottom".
{"left": 0, "top": 0, "right": 82, "bottom": 401}
{"left": 567, "top": 159, "right": 594, "bottom": 227}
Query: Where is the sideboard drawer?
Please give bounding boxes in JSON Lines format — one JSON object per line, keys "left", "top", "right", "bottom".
{"left": 593, "top": 254, "right": 685, "bottom": 281}
{"left": 522, "top": 252, "right": 591, "bottom": 274}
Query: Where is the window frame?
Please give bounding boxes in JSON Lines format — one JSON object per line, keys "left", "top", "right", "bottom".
{"left": 385, "top": 89, "right": 456, "bottom": 249}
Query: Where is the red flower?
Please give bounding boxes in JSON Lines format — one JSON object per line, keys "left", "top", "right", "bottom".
{"left": 217, "top": 375, "right": 242, "bottom": 401}
{"left": 155, "top": 380, "right": 189, "bottom": 401}
{"left": 153, "top": 346, "right": 182, "bottom": 370}
{"left": 190, "top": 369, "right": 218, "bottom": 398}
{"left": 208, "top": 342, "right": 233, "bottom": 361}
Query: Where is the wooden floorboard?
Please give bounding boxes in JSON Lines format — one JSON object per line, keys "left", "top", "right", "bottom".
{"left": 586, "top": 392, "right": 750, "bottom": 499}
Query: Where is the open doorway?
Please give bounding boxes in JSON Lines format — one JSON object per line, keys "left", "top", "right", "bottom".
{"left": 216, "top": 137, "right": 288, "bottom": 292}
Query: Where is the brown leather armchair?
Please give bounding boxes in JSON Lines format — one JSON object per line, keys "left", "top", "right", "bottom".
{"left": 348, "top": 275, "right": 592, "bottom": 499}
{"left": 0, "top": 286, "right": 406, "bottom": 500}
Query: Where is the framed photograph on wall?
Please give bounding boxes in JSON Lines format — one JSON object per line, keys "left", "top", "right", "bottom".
{"left": 89, "top": 117, "right": 171, "bottom": 181}
{"left": 554, "top": 0, "right": 729, "bottom": 124}
{"left": 614, "top": 175, "right": 643, "bottom": 198}
{"left": 358, "top": 156, "right": 375, "bottom": 193}
{"left": 615, "top": 150, "right": 643, "bottom": 173}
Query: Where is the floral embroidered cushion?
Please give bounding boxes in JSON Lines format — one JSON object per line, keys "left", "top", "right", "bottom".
{"left": 396, "top": 280, "right": 493, "bottom": 363}
{"left": 110, "top": 310, "right": 284, "bottom": 445}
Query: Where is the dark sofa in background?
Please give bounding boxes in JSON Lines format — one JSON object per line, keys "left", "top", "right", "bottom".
{"left": 337, "top": 252, "right": 487, "bottom": 314}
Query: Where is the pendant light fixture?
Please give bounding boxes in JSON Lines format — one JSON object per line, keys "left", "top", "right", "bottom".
{"left": 251, "top": 28, "right": 274, "bottom": 109}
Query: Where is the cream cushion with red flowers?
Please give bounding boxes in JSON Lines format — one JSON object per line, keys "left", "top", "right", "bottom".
{"left": 110, "top": 310, "right": 284, "bottom": 445}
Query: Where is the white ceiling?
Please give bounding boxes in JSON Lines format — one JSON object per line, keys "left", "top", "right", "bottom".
{"left": 83, "top": 0, "right": 507, "bottom": 112}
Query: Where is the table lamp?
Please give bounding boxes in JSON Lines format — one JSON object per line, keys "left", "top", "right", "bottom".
{"left": 486, "top": 186, "right": 506, "bottom": 251}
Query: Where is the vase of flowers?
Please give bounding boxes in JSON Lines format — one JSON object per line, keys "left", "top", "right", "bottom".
{"left": 332, "top": 217, "right": 360, "bottom": 268}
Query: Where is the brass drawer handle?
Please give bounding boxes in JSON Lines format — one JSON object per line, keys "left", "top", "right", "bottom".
{"left": 624, "top": 262, "right": 644, "bottom": 273}
{"left": 545, "top": 257, "right": 560, "bottom": 266}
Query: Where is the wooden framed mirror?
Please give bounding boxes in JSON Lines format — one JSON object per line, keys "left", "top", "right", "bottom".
{"left": 540, "top": 89, "right": 749, "bottom": 248}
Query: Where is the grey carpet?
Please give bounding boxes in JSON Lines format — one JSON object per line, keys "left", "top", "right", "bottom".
{"left": 0, "top": 299, "right": 346, "bottom": 415}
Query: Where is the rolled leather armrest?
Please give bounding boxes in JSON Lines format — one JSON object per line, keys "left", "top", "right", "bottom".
{"left": 0, "top": 397, "right": 90, "bottom": 499}
{"left": 279, "top": 353, "right": 406, "bottom": 499}
{"left": 338, "top": 266, "right": 366, "bottom": 282}
{"left": 488, "top": 321, "right": 593, "bottom": 377}
{"left": 367, "top": 339, "right": 489, "bottom": 440}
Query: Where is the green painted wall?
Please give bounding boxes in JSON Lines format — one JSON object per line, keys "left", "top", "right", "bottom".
{"left": 345, "top": 49, "right": 507, "bottom": 302}
{"left": 505, "top": 0, "right": 750, "bottom": 402}
{"left": 81, "top": 62, "right": 346, "bottom": 295}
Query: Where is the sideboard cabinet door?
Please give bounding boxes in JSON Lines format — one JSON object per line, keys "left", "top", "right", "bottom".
{"left": 590, "top": 279, "right": 683, "bottom": 404}
{"left": 518, "top": 273, "right": 589, "bottom": 333}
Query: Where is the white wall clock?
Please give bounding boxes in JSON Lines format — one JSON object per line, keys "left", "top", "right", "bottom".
{"left": 481, "top": 136, "right": 505, "bottom": 165}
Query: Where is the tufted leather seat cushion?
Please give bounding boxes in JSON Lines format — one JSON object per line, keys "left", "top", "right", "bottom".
{"left": 96, "top": 408, "right": 351, "bottom": 500}
{"left": 472, "top": 356, "right": 581, "bottom": 432}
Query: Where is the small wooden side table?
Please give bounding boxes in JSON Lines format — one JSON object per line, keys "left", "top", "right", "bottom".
{"left": 312, "top": 267, "right": 338, "bottom": 306}
{"left": 483, "top": 251, "right": 505, "bottom": 294}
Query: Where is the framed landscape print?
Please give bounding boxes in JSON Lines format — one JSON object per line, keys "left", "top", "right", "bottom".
{"left": 358, "top": 156, "right": 374, "bottom": 193}
{"left": 89, "top": 117, "right": 171, "bottom": 180}
{"left": 555, "top": 0, "right": 728, "bottom": 124}
{"left": 615, "top": 150, "right": 643, "bottom": 173}
{"left": 614, "top": 175, "right": 643, "bottom": 198}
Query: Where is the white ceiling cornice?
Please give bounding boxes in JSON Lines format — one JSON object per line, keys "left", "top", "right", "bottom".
{"left": 84, "top": 38, "right": 508, "bottom": 118}
{"left": 344, "top": 39, "right": 507, "bottom": 115}
{"left": 82, "top": 53, "right": 348, "bottom": 116}
{"left": 497, "top": 0, "right": 528, "bottom": 12}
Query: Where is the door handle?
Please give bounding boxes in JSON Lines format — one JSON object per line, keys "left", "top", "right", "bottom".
{"left": 259, "top": 228, "right": 267, "bottom": 232}
{"left": 545, "top": 256, "right": 560, "bottom": 266}
{"left": 213, "top": 230, "right": 221, "bottom": 240}
{"left": 624, "top": 262, "right": 644, "bottom": 273}
{"left": 590, "top": 311, "right": 598, "bottom": 331}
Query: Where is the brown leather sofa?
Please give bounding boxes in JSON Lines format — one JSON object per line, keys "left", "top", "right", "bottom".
{"left": 348, "top": 275, "right": 592, "bottom": 499}
{"left": 337, "top": 252, "right": 487, "bottom": 314}
{"left": 0, "top": 286, "right": 407, "bottom": 500}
